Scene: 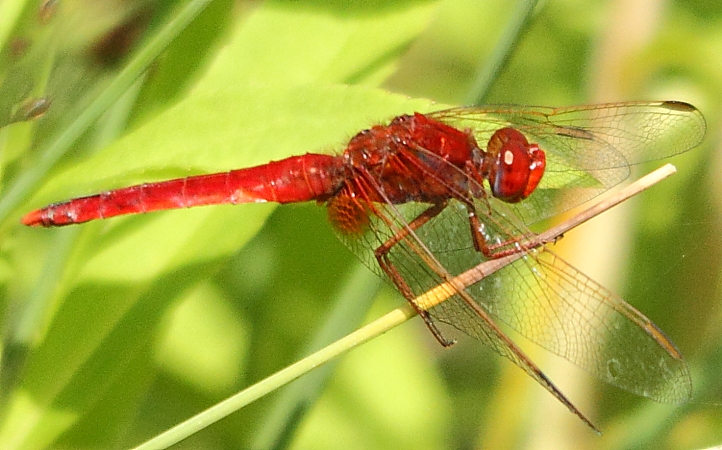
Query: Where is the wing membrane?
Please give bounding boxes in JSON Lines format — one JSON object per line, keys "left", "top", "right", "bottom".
{"left": 429, "top": 101, "right": 706, "bottom": 224}
{"left": 330, "top": 102, "right": 697, "bottom": 408}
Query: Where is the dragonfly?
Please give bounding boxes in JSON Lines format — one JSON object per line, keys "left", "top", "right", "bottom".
{"left": 22, "top": 101, "right": 706, "bottom": 430}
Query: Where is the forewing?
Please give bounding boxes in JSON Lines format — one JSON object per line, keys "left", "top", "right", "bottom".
{"left": 329, "top": 122, "right": 692, "bottom": 403}
{"left": 331, "top": 192, "right": 602, "bottom": 427}
{"left": 411, "top": 191, "right": 691, "bottom": 401}
{"left": 429, "top": 101, "right": 706, "bottom": 225}
{"left": 448, "top": 218, "right": 691, "bottom": 404}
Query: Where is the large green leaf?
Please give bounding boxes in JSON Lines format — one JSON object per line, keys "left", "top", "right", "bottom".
{"left": 1, "top": 2, "right": 441, "bottom": 449}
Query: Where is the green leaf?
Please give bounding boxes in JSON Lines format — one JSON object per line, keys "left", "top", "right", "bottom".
{"left": 2, "top": 2, "right": 442, "bottom": 449}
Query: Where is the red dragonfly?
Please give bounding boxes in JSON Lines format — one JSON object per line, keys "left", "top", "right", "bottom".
{"left": 23, "top": 101, "right": 706, "bottom": 429}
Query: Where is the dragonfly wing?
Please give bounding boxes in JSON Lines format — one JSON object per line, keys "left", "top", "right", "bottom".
{"left": 431, "top": 243, "right": 692, "bottom": 403}
{"left": 425, "top": 196, "right": 691, "bottom": 403}
{"left": 329, "top": 187, "right": 600, "bottom": 428}
{"left": 328, "top": 126, "right": 691, "bottom": 404}
{"left": 428, "top": 102, "right": 706, "bottom": 225}
{"left": 335, "top": 193, "right": 691, "bottom": 403}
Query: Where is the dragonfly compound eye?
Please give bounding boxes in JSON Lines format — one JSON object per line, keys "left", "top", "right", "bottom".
{"left": 486, "top": 128, "right": 546, "bottom": 203}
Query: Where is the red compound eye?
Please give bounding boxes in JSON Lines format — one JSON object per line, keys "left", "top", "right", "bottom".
{"left": 485, "top": 128, "right": 546, "bottom": 203}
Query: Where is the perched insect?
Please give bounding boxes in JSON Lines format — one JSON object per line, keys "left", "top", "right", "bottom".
{"left": 23, "top": 101, "right": 706, "bottom": 429}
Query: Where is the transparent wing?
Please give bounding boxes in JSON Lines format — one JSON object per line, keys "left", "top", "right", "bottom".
{"left": 336, "top": 193, "right": 692, "bottom": 403}
{"left": 428, "top": 101, "right": 706, "bottom": 224}
{"left": 329, "top": 102, "right": 698, "bottom": 404}
{"left": 483, "top": 247, "right": 691, "bottom": 403}
{"left": 329, "top": 155, "right": 692, "bottom": 405}
{"left": 332, "top": 192, "right": 602, "bottom": 427}
{"left": 425, "top": 199, "right": 691, "bottom": 403}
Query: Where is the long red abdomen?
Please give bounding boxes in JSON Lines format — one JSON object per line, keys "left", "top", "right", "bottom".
{"left": 22, "top": 154, "right": 344, "bottom": 227}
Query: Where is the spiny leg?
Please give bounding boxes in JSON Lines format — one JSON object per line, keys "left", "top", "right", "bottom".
{"left": 373, "top": 201, "right": 455, "bottom": 347}
{"left": 465, "top": 201, "right": 554, "bottom": 259}
{"left": 461, "top": 160, "right": 541, "bottom": 258}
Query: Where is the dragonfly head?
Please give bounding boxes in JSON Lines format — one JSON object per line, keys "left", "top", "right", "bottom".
{"left": 483, "top": 127, "right": 546, "bottom": 203}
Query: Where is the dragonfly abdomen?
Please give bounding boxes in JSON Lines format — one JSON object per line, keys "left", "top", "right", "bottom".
{"left": 22, "top": 153, "right": 344, "bottom": 227}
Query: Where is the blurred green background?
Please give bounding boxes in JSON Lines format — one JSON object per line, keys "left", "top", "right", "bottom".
{"left": 0, "top": 0, "right": 721, "bottom": 449}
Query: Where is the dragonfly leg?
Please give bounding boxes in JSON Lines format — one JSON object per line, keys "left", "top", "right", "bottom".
{"left": 374, "top": 201, "right": 456, "bottom": 347}
{"left": 465, "top": 203, "right": 551, "bottom": 259}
